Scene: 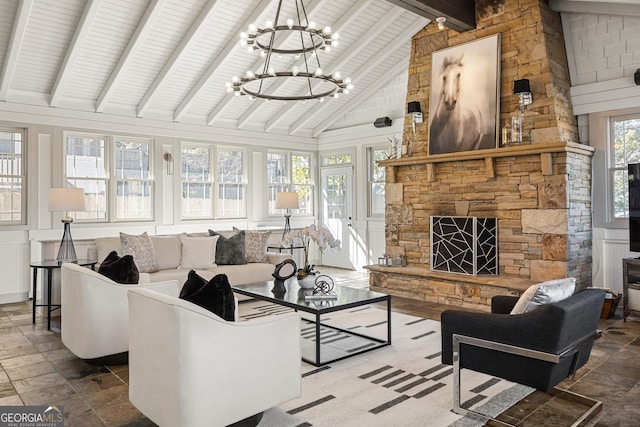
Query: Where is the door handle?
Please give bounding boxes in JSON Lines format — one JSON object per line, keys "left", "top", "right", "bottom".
{"left": 348, "top": 216, "right": 352, "bottom": 227}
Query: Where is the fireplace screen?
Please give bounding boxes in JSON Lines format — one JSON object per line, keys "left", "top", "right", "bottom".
{"left": 430, "top": 216, "right": 498, "bottom": 275}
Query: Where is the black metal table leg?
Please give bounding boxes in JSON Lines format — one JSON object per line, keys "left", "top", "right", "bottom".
{"left": 316, "top": 312, "right": 321, "bottom": 366}
{"left": 32, "top": 268, "right": 37, "bottom": 324}
{"left": 46, "top": 267, "right": 53, "bottom": 330}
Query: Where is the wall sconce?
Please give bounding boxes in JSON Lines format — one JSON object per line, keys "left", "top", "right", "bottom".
{"left": 513, "top": 79, "right": 533, "bottom": 113}
{"left": 163, "top": 152, "right": 174, "bottom": 175}
{"left": 436, "top": 17, "right": 446, "bottom": 30}
{"left": 407, "top": 101, "right": 422, "bottom": 136}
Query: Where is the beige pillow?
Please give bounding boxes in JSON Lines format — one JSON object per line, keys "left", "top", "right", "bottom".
{"left": 150, "top": 235, "right": 182, "bottom": 270}
{"left": 510, "top": 278, "right": 576, "bottom": 315}
{"left": 180, "top": 235, "right": 219, "bottom": 269}
{"left": 95, "top": 236, "right": 121, "bottom": 264}
{"left": 120, "top": 232, "right": 159, "bottom": 273}
{"left": 233, "top": 227, "right": 271, "bottom": 263}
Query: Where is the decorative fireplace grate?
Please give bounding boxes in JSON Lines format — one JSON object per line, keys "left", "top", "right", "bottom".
{"left": 430, "top": 216, "right": 498, "bottom": 275}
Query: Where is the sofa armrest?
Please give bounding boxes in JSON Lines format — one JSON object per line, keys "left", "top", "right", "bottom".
{"left": 140, "top": 280, "right": 180, "bottom": 297}
{"left": 267, "top": 252, "right": 292, "bottom": 265}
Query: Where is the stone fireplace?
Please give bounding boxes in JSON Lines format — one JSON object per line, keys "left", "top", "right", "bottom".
{"left": 366, "top": 1, "right": 594, "bottom": 310}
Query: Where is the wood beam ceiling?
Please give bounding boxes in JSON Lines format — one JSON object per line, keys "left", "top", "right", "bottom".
{"left": 385, "top": 0, "right": 475, "bottom": 32}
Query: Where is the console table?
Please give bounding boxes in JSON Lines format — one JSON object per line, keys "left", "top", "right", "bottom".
{"left": 622, "top": 258, "right": 640, "bottom": 321}
{"left": 30, "top": 260, "right": 97, "bottom": 330}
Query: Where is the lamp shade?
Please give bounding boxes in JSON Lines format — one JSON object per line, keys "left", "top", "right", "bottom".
{"left": 48, "top": 188, "right": 86, "bottom": 212}
{"left": 407, "top": 101, "right": 422, "bottom": 114}
{"left": 275, "top": 192, "right": 299, "bottom": 210}
{"left": 513, "top": 79, "right": 531, "bottom": 95}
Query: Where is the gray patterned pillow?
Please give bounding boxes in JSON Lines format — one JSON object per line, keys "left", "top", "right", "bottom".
{"left": 234, "top": 227, "right": 270, "bottom": 263}
{"left": 120, "top": 232, "right": 159, "bottom": 273}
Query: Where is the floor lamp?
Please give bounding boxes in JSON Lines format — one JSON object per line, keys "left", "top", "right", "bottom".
{"left": 49, "top": 188, "right": 86, "bottom": 264}
{"left": 275, "top": 192, "right": 299, "bottom": 241}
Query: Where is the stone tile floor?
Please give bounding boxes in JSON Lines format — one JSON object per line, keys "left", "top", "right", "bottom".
{"left": 0, "top": 267, "right": 638, "bottom": 426}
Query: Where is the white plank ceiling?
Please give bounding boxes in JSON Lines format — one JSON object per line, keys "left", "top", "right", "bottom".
{"left": 0, "top": 0, "right": 430, "bottom": 137}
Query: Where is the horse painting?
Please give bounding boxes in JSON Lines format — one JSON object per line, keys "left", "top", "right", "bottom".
{"left": 428, "top": 35, "right": 500, "bottom": 155}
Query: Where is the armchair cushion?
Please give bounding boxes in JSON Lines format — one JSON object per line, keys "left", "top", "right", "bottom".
{"left": 97, "top": 251, "right": 139, "bottom": 284}
{"left": 510, "top": 277, "right": 576, "bottom": 314}
{"left": 179, "top": 271, "right": 235, "bottom": 321}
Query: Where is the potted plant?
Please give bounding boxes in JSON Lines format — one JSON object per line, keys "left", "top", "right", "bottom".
{"left": 282, "top": 224, "right": 341, "bottom": 280}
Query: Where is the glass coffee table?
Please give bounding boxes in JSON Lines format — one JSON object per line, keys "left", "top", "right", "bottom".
{"left": 232, "top": 281, "right": 391, "bottom": 366}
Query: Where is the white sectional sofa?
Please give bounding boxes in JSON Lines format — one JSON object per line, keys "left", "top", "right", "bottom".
{"left": 94, "top": 232, "right": 291, "bottom": 287}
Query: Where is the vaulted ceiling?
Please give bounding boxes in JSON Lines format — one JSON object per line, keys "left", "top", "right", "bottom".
{"left": 0, "top": 0, "right": 430, "bottom": 138}
{"left": 0, "top": 0, "right": 636, "bottom": 140}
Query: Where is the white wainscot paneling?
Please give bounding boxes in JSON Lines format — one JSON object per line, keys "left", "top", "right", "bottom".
{"left": 593, "top": 227, "right": 635, "bottom": 293}
{"left": 0, "top": 239, "right": 31, "bottom": 304}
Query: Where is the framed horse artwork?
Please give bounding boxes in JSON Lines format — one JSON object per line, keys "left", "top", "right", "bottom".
{"left": 428, "top": 34, "right": 501, "bottom": 155}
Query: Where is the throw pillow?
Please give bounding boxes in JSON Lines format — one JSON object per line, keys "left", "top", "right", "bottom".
{"left": 120, "top": 232, "right": 159, "bottom": 273}
{"left": 179, "top": 234, "right": 219, "bottom": 269}
{"left": 510, "top": 278, "right": 576, "bottom": 315}
{"left": 179, "top": 271, "right": 235, "bottom": 321}
{"left": 233, "top": 227, "right": 270, "bottom": 263}
{"left": 149, "top": 235, "right": 182, "bottom": 270}
{"left": 97, "top": 251, "right": 139, "bottom": 284}
{"left": 208, "top": 230, "right": 246, "bottom": 265}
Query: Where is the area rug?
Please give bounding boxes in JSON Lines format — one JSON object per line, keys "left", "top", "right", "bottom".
{"left": 237, "top": 301, "right": 534, "bottom": 427}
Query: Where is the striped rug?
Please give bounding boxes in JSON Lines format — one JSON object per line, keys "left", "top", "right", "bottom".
{"left": 238, "top": 301, "right": 533, "bottom": 427}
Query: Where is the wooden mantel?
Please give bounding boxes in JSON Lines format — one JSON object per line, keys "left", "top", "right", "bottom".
{"left": 379, "top": 141, "right": 596, "bottom": 183}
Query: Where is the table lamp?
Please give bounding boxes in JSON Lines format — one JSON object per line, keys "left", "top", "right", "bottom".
{"left": 275, "top": 191, "right": 299, "bottom": 241}
{"left": 49, "top": 187, "right": 85, "bottom": 264}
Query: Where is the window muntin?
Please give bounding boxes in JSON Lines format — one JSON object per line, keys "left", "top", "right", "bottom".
{"left": 267, "top": 151, "right": 314, "bottom": 216}
{"left": 610, "top": 114, "right": 640, "bottom": 219}
{"left": 0, "top": 128, "right": 25, "bottom": 223}
{"left": 368, "top": 146, "right": 388, "bottom": 217}
{"left": 64, "top": 133, "right": 153, "bottom": 222}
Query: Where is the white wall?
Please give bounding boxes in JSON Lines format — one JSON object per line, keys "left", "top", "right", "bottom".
{"left": 561, "top": 11, "right": 640, "bottom": 291}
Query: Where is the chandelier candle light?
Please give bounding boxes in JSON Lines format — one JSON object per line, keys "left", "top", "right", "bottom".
{"left": 48, "top": 187, "right": 86, "bottom": 264}
{"left": 226, "top": 0, "right": 353, "bottom": 101}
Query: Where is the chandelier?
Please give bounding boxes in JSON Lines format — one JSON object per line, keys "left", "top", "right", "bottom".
{"left": 226, "top": 0, "right": 353, "bottom": 102}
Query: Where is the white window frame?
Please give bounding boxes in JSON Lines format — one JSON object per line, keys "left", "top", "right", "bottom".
{"left": 607, "top": 112, "right": 640, "bottom": 223}
{"left": 367, "top": 145, "right": 389, "bottom": 218}
{"left": 64, "top": 132, "right": 154, "bottom": 223}
{"left": 180, "top": 143, "right": 247, "bottom": 220}
{"left": 267, "top": 150, "right": 315, "bottom": 217}
{"left": 0, "top": 127, "right": 26, "bottom": 225}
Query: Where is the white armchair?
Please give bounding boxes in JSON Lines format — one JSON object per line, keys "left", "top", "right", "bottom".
{"left": 127, "top": 287, "right": 302, "bottom": 427}
{"left": 61, "top": 263, "right": 180, "bottom": 362}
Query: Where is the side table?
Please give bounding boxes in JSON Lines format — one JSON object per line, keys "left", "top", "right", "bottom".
{"left": 30, "top": 260, "right": 97, "bottom": 330}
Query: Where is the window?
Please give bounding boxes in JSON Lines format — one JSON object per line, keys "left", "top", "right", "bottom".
{"left": 610, "top": 114, "right": 640, "bottom": 219}
{"left": 181, "top": 145, "right": 246, "bottom": 219}
{"left": 322, "top": 153, "right": 352, "bottom": 165}
{"left": 267, "top": 151, "right": 314, "bottom": 216}
{"left": 181, "top": 146, "right": 212, "bottom": 219}
{"left": 0, "top": 128, "right": 25, "bottom": 223}
{"left": 368, "top": 146, "right": 389, "bottom": 216}
{"left": 65, "top": 133, "right": 154, "bottom": 222}
{"left": 217, "top": 147, "right": 245, "bottom": 218}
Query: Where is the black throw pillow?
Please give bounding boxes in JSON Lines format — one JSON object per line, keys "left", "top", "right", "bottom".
{"left": 97, "top": 251, "right": 139, "bottom": 284}
{"left": 208, "top": 230, "right": 246, "bottom": 265}
{"left": 179, "top": 271, "right": 235, "bottom": 321}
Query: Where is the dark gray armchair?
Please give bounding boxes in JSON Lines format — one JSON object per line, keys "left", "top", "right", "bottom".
{"left": 441, "top": 288, "right": 605, "bottom": 426}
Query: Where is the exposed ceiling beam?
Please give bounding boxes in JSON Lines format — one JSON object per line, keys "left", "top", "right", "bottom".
{"left": 136, "top": 0, "right": 221, "bottom": 118}
{"left": 229, "top": 0, "right": 327, "bottom": 129}
{"left": 50, "top": 0, "right": 101, "bottom": 107}
{"left": 385, "top": 0, "right": 475, "bottom": 32}
{"left": 0, "top": 0, "right": 34, "bottom": 101}
{"left": 311, "top": 54, "right": 410, "bottom": 137}
{"left": 95, "top": 0, "right": 167, "bottom": 113}
{"left": 236, "top": 0, "right": 375, "bottom": 130}
{"left": 176, "top": 0, "right": 279, "bottom": 123}
{"left": 288, "top": 16, "right": 427, "bottom": 135}
{"left": 550, "top": 0, "right": 640, "bottom": 16}
{"left": 265, "top": 3, "right": 413, "bottom": 132}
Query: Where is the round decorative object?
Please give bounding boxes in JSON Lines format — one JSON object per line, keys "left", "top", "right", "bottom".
{"left": 298, "top": 277, "right": 315, "bottom": 289}
{"left": 313, "top": 275, "right": 334, "bottom": 295}
{"left": 271, "top": 258, "right": 297, "bottom": 294}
